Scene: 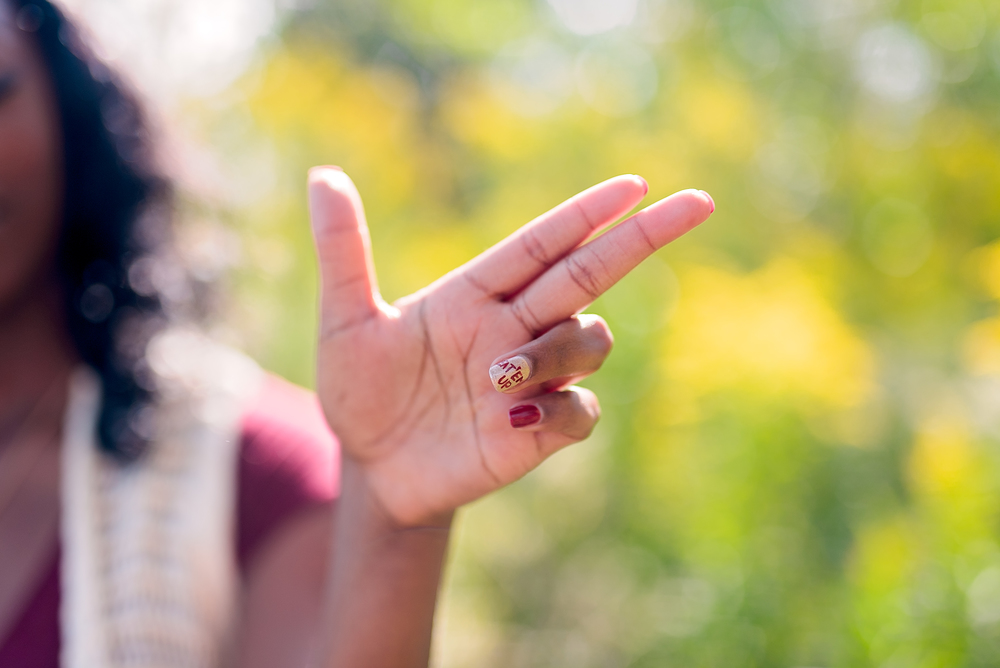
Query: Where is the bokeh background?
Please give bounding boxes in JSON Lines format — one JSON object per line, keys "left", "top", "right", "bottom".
{"left": 61, "top": 0, "right": 1000, "bottom": 665}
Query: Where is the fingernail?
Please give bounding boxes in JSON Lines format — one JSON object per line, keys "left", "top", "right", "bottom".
{"left": 489, "top": 355, "right": 532, "bottom": 394}
{"left": 509, "top": 404, "right": 541, "bottom": 428}
{"left": 699, "top": 190, "right": 715, "bottom": 214}
{"left": 634, "top": 175, "right": 648, "bottom": 196}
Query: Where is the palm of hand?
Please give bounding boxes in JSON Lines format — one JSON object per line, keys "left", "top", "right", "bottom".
{"left": 309, "top": 168, "right": 713, "bottom": 526}
{"left": 318, "top": 287, "right": 538, "bottom": 526}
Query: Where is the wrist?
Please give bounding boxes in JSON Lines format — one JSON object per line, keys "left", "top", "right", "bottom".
{"left": 338, "top": 455, "right": 455, "bottom": 535}
{"left": 319, "top": 458, "right": 452, "bottom": 668}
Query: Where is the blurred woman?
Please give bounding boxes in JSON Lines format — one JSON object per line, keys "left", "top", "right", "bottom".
{"left": 0, "top": 0, "right": 714, "bottom": 666}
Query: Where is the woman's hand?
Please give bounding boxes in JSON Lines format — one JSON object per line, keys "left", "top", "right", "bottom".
{"left": 308, "top": 168, "right": 714, "bottom": 528}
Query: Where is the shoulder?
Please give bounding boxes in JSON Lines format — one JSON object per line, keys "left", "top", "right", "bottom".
{"left": 235, "top": 374, "right": 340, "bottom": 569}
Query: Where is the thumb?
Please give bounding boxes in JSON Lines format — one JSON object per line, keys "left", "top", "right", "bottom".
{"left": 308, "top": 166, "right": 381, "bottom": 338}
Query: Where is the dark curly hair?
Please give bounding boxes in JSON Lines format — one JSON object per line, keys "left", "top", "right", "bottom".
{"left": 13, "top": 0, "right": 173, "bottom": 459}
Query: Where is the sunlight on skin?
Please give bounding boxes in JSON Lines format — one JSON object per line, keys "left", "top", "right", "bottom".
{"left": 308, "top": 168, "right": 714, "bottom": 527}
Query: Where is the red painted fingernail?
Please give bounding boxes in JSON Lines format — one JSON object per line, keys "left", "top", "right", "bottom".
{"left": 509, "top": 405, "right": 541, "bottom": 428}
{"left": 700, "top": 190, "right": 715, "bottom": 214}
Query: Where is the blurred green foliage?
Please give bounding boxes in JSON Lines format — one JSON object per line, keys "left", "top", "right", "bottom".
{"left": 190, "top": 0, "right": 1000, "bottom": 664}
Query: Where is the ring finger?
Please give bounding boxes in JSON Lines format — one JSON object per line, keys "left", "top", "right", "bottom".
{"left": 508, "top": 387, "right": 601, "bottom": 455}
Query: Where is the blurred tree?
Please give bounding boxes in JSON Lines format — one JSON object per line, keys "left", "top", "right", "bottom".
{"left": 189, "top": 0, "right": 1000, "bottom": 665}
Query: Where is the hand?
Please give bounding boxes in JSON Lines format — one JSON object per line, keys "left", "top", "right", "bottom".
{"left": 308, "top": 168, "right": 714, "bottom": 527}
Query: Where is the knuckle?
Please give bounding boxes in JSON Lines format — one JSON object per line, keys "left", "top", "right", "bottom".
{"left": 565, "top": 253, "right": 604, "bottom": 301}
{"left": 520, "top": 228, "right": 553, "bottom": 267}
{"left": 580, "top": 389, "right": 601, "bottom": 419}
{"left": 633, "top": 215, "right": 658, "bottom": 253}
{"left": 573, "top": 412, "right": 599, "bottom": 440}
{"left": 586, "top": 316, "right": 614, "bottom": 353}
{"left": 510, "top": 297, "right": 544, "bottom": 337}
{"left": 571, "top": 314, "right": 614, "bottom": 357}
{"left": 574, "top": 198, "right": 596, "bottom": 230}
{"left": 590, "top": 400, "right": 602, "bottom": 423}
{"left": 546, "top": 387, "right": 601, "bottom": 441}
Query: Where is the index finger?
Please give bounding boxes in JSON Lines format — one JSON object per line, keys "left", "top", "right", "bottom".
{"left": 507, "top": 189, "right": 714, "bottom": 335}
{"left": 461, "top": 175, "right": 648, "bottom": 299}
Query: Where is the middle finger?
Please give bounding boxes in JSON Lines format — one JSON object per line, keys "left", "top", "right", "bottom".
{"left": 488, "top": 314, "right": 613, "bottom": 394}
{"left": 507, "top": 189, "right": 714, "bottom": 336}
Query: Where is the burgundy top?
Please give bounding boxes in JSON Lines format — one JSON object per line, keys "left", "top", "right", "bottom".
{"left": 0, "top": 375, "right": 340, "bottom": 667}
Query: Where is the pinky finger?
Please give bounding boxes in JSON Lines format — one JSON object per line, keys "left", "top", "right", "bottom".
{"left": 508, "top": 387, "right": 601, "bottom": 453}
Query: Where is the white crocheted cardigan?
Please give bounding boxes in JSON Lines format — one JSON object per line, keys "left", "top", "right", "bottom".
{"left": 60, "top": 331, "right": 262, "bottom": 668}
